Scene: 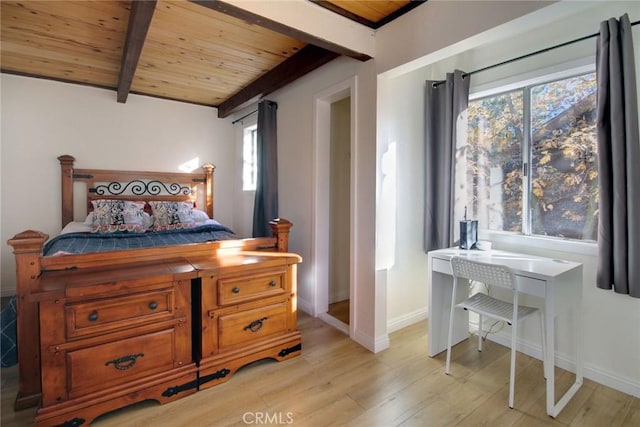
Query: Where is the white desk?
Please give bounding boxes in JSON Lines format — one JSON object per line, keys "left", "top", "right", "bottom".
{"left": 427, "top": 248, "right": 583, "bottom": 417}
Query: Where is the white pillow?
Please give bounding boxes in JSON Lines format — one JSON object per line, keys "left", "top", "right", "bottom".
{"left": 192, "top": 209, "right": 210, "bottom": 223}
{"left": 83, "top": 212, "right": 94, "bottom": 225}
{"left": 61, "top": 221, "right": 92, "bottom": 234}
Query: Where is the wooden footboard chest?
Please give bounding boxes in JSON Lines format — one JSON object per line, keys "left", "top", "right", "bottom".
{"left": 34, "top": 259, "right": 198, "bottom": 426}
{"left": 190, "top": 253, "right": 302, "bottom": 390}
{"left": 31, "top": 252, "right": 302, "bottom": 426}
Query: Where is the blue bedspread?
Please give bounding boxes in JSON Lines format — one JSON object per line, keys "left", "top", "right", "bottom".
{"left": 43, "top": 224, "right": 237, "bottom": 256}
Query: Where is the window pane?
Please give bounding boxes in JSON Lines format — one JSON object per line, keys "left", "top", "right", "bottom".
{"left": 530, "top": 73, "right": 598, "bottom": 240}
{"left": 456, "top": 90, "right": 524, "bottom": 234}
{"left": 243, "top": 125, "right": 257, "bottom": 191}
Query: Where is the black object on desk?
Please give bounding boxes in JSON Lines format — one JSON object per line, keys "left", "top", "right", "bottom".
{"left": 459, "top": 207, "right": 478, "bottom": 250}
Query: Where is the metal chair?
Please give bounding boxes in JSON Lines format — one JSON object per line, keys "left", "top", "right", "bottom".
{"left": 445, "top": 256, "right": 546, "bottom": 409}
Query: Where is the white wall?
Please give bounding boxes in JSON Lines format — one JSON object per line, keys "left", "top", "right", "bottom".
{"left": 264, "top": 56, "right": 382, "bottom": 350}
{"left": 375, "top": 0, "right": 553, "bottom": 76}
{"left": 377, "top": 0, "right": 640, "bottom": 397}
{"left": 377, "top": 69, "right": 431, "bottom": 332}
{"left": 0, "top": 75, "right": 236, "bottom": 295}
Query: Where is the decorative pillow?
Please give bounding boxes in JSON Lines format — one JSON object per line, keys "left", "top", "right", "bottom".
{"left": 84, "top": 210, "right": 153, "bottom": 229}
{"left": 90, "top": 200, "right": 146, "bottom": 233}
{"left": 149, "top": 201, "right": 196, "bottom": 231}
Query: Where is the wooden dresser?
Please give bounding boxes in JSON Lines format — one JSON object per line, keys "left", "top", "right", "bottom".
{"left": 34, "top": 259, "right": 197, "bottom": 426}
{"left": 190, "top": 252, "right": 303, "bottom": 390}
{"left": 30, "top": 252, "right": 302, "bottom": 426}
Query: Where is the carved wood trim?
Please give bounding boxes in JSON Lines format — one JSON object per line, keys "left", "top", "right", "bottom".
{"left": 269, "top": 218, "right": 292, "bottom": 253}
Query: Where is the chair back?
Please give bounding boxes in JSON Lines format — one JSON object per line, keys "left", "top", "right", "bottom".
{"left": 450, "top": 256, "right": 516, "bottom": 291}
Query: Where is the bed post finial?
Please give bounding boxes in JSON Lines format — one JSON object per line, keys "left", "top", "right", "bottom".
{"left": 58, "top": 155, "right": 75, "bottom": 228}
{"left": 202, "top": 163, "right": 215, "bottom": 219}
{"left": 269, "top": 218, "right": 292, "bottom": 252}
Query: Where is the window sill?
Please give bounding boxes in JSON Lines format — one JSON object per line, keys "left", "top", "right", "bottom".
{"left": 478, "top": 230, "right": 598, "bottom": 257}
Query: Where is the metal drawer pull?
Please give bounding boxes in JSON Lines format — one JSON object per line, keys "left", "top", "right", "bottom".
{"left": 232, "top": 287, "right": 240, "bottom": 294}
{"left": 244, "top": 317, "right": 268, "bottom": 333}
{"left": 149, "top": 301, "right": 158, "bottom": 310}
{"left": 269, "top": 280, "right": 276, "bottom": 287}
{"left": 88, "top": 311, "right": 98, "bottom": 322}
{"left": 105, "top": 353, "right": 144, "bottom": 370}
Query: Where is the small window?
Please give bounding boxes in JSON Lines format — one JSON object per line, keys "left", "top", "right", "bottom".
{"left": 455, "top": 71, "right": 598, "bottom": 241}
{"left": 242, "top": 124, "right": 257, "bottom": 191}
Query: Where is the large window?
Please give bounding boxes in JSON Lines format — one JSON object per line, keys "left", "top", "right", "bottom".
{"left": 454, "top": 71, "right": 598, "bottom": 241}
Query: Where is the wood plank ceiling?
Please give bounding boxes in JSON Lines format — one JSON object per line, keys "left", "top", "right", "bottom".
{"left": 0, "top": 0, "right": 423, "bottom": 118}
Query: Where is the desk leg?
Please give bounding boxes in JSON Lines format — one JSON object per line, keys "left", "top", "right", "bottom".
{"left": 428, "top": 271, "right": 469, "bottom": 357}
{"left": 545, "top": 301, "right": 584, "bottom": 417}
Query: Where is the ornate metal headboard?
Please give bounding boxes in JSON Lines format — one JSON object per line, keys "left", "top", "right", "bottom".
{"left": 58, "top": 155, "right": 215, "bottom": 228}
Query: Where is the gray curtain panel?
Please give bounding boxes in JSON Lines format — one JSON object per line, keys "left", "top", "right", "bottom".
{"left": 596, "top": 13, "right": 640, "bottom": 297}
{"left": 252, "top": 100, "right": 279, "bottom": 238}
{"left": 424, "top": 70, "right": 470, "bottom": 252}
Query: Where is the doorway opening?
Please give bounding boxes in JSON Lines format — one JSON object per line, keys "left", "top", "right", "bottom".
{"left": 313, "top": 77, "right": 357, "bottom": 335}
{"left": 327, "top": 97, "right": 351, "bottom": 326}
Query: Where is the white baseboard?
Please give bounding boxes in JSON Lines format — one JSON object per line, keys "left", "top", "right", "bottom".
{"left": 582, "top": 361, "right": 640, "bottom": 398}
{"left": 352, "top": 327, "right": 389, "bottom": 353}
{"left": 317, "top": 312, "right": 348, "bottom": 335}
{"left": 315, "top": 312, "right": 390, "bottom": 353}
{"left": 387, "top": 307, "right": 428, "bottom": 333}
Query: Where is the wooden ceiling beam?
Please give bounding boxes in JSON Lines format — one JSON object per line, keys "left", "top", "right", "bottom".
{"left": 116, "top": 0, "right": 157, "bottom": 103}
{"left": 216, "top": 45, "right": 339, "bottom": 118}
{"left": 190, "top": 0, "right": 373, "bottom": 61}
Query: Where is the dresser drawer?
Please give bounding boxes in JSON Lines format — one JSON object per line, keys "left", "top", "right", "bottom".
{"left": 216, "top": 301, "right": 289, "bottom": 350}
{"left": 431, "top": 257, "right": 452, "bottom": 275}
{"left": 66, "top": 328, "right": 177, "bottom": 398}
{"left": 66, "top": 287, "right": 175, "bottom": 339}
{"left": 217, "top": 270, "right": 285, "bottom": 306}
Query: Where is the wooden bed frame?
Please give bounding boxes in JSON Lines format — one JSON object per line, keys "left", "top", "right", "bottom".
{"left": 7, "top": 155, "right": 294, "bottom": 412}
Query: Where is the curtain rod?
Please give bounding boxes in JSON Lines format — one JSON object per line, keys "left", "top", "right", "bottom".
{"left": 434, "top": 19, "right": 640, "bottom": 86}
{"left": 231, "top": 109, "right": 257, "bottom": 124}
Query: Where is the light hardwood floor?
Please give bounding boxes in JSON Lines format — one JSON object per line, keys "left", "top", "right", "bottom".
{"left": 2, "top": 312, "right": 638, "bottom": 426}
